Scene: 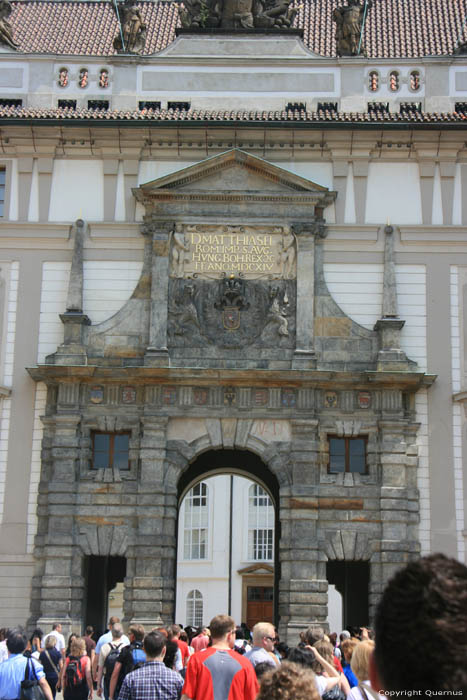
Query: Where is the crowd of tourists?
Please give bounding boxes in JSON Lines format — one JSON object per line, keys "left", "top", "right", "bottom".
{"left": 0, "top": 554, "right": 466, "bottom": 700}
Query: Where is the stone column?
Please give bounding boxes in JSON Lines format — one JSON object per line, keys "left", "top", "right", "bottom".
{"left": 126, "top": 416, "right": 170, "bottom": 628}
{"left": 280, "top": 419, "right": 327, "bottom": 644}
{"left": 292, "top": 223, "right": 324, "bottom": 369}
{"left": 144, "top": 222, "right": 172, "bottom": 367}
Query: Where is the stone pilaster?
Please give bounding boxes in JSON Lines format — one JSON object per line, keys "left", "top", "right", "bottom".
{"left": 123, "top": 160, "right": 139, "bottom": 222}
{"left": 103, "top": 159, "right": 119, "bottom": 221}
{"left": 292, "top": 222, "right": 325, "bottom": 369}
{"left": 352, "top": 159, "right": 369, "bottom": 224}
{"left": 18, "top": 158, "right": 33, "bottom": 221}
{"left": 439, "top": 161, "right": 455, "bottom": 225}
{"left": 126, "top": 416, "right": 171, "bottom": 628}
{"left": 280, "top": 419, "right": 326, "bottom": 643}
{"left": 419, "top": 162, "right": 435, "bottom": 225}
{"left": 37, "top": 158, "right": 54, "bottom": 223}
{"left": 144, "top": 221, "right": 172, "bottom": 367}
{"left": 378, "top": 419, "right": 419, "bottom": 595}
{"left": 36, "top": 413, "right": 82, "bottom": 634}
{"left": 331, "top": 161, "right": 348, "bottom": 224}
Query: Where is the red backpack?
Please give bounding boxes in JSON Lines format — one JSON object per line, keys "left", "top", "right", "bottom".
{"left": 64, "top": 656, "right": 87, "bottom": 688}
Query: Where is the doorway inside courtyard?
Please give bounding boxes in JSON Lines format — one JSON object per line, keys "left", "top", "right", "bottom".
{"left": 175, "top": 449, "right": 279, "bottom": 631}
{"left": 326, "top": 561, "right": 369, "bottom": 632}
{"left": 84, "top": 555, "right": 126, "bottom": 636}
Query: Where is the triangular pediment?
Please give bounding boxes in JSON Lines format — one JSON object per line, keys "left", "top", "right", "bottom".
{"left": 237, "top": 563, "right": 274, "bottom": 576}
{"left": 136, "top": 149, "right": 331, "bottom": 197}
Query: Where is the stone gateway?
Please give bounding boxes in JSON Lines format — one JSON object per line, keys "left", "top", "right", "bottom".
{"left": 26, "top": 150, "right": 432, "bottom": 642}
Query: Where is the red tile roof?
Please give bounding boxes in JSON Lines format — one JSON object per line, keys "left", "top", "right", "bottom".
{"left": 0, "top": 104, "right": 466, "bottom": 125}
{"left": 7, "top": 0, "right": 467, "bottom": 58}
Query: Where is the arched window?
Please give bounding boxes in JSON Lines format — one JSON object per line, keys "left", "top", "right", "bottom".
{"left": 186, "top": 590, "right": 203, "bottom": 627}
{"left": 248, "top": 484, "right": 274, "bottom": 561}
{"left": 183, "top": 482, "right": 208, "bottom": 560}
{"left": 368, "top": 71, "right": 379, "bottom": 92}
{"left": 389, "top": 71, "right": 399, "bottom": 91}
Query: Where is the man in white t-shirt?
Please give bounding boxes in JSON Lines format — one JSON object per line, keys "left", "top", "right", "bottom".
{"left": 43, "top": 623, "right": 66, "bottom": 658}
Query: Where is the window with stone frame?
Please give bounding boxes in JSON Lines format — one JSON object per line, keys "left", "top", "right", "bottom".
{"left": 91, "top": 431, "right": 130, "bottom": 470}
{"left": 248, "top": 484, "right": 274, "bottom": 561}
{"left": 0, "top": 167, "right": 5, "bottom": 217}
{"left": 186, "top": 589, "right": 203, "bottom": 627}
{"left": 183, "top": 482, "right": 208, "bottom": 560}
{"left": 328, "top": 436, "right": 367, "bottom": 474}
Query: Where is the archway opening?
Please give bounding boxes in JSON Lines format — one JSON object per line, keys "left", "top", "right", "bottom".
{"left": 176, "top": 449, "right": 280, "bottom": 631}
{"left": 326, "top": 561, "right": 369, "bottom": 631}
{"left": 84, "top": 555, "right": 126, "bottom": 636}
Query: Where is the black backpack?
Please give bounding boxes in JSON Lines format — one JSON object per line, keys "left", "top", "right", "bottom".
{"left": 103, "top": 643, "right": 123, "bottom": 681}
{"left": 115, "top": 642, "right": 146, "bottom": 693}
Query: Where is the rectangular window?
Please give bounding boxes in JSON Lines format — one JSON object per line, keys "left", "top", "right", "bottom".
{"left": 183, "top": 482, "right": 208, "bottom": 560}
{"left": 92, "top": 432, "right": 130, "bottom": 470}
{"left": 248, "top": 528, "right": 273, "bottom": 561}
{"left": 329, "top": 437, "right": 366, "bottom": 474}
{"left": 0, "top": 168, "right": 5, "bottom": 217}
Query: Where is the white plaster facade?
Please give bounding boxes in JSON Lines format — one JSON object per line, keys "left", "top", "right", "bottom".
{"left": 0, "top": 19, "right": 465, "bottom": 632}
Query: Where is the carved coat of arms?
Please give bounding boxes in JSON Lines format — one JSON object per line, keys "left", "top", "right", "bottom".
{"left": 168, "top": 277, "right": 295, "bottom": 349}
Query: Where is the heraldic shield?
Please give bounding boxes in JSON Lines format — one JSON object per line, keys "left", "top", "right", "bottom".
{"left": 223, "top": 306, "right": 241, "bottom": 330}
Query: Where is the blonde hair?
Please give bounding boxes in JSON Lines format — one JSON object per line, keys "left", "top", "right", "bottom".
{"left": 252, "top": 622, "right": 275, "bottom": 646}
{"left": 350, "top": 640, "right": 375, "bottom": 682}
{"left": 312, "top": 640, "right": 334, "bottom": 674}
{"left": 70, "top": 637, "right": 86, "bottom": 657}
{"left": 45, "top": 635, "right": 56, "bottom": 649}
{"left": 257, "top": 661, "right": 319, "bottom": 700}
{"left": 341, "top": 638, "right": 358, "bottom": 663}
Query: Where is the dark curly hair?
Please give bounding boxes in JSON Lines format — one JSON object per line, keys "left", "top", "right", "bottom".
{"left": 256, "top": 661, "right": 319, "bottom": 700}
{"left": 374, "top": 553, "right": 467, "bottom": 693}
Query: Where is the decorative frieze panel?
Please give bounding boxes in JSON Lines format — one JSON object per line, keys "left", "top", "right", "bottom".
{"left": 77, "top": 384, "right": 395, "bottom": 416}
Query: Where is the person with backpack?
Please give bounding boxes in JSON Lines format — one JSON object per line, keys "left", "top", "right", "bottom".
{"left": 108, "top": 624, "right": 146, "bottom": 700}
{"left": 60, "top": 637, "right": 92, "bottom": 700}
{"left": 96, "top": 623, "right": 128, "bottom": 700}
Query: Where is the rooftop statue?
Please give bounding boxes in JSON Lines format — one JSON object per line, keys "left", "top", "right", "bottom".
{"left": 114, "top": 0, "right": 146, "bottom": 53}
{"left": 333, "top": 0, "right": 372, "bottom": 56}
{"left": 179, "top": 0, "right": 297, "bottom": 30}
{"left": 0, "top": 1, "right": 18, "bottom": 50}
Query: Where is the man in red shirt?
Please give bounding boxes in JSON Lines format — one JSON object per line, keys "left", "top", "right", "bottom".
{"left": 182, "top": 615, "right": 258, "bottom": 700}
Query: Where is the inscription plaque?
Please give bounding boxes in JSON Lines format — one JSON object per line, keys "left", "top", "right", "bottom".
{"left": 170, "top": 224, "right": 296, "bottom": 280}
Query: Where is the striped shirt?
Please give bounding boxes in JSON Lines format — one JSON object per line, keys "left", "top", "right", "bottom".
{"left": 118, "top": 661, "right": 183, "bottom": 700}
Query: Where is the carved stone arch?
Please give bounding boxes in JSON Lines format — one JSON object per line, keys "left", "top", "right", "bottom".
{"left": 166, "top": 416, "right": 292, "bottom": 491}
{"left": 78, "top": 522, "right": 131, "bottom": 558}
{"left": 319, "top": 529, "right": 376, "bottom": 562}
